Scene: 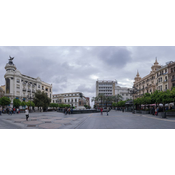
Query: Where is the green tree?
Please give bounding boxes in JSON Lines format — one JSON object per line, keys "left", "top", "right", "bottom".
{"left": 33, "top": 90, "right": 51, "bottom": 112}
{"left": 0, "top": 97, "right": 11, "bottom": 107}
{"left": 13, "top": 98, "right": 21, "bottom": 108}
{"left": 21, "top": 101, "right": 26, "bottom": 108}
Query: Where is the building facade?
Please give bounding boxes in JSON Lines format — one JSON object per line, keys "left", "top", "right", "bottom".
{"left": 53, "top": 92, "right": 89, "bottom": 109}
{"left": 133, "top": 59, "right": 161, "bottom": 99}
{"left": 168, "top": 61, "right": 175, "bottom": 90}
{"left": 133, "top": 59, "right": 174, "bottom": 99}
{"left": 155, "top": 64, "right": 168, "bottom": 91}
{"left": 4, "top": 58, "right": 52, "bottom": 106}
{"left": 96, "top": 80, "right": 117, "bottom": 97}
{"left": 115, "top": 86, "right": 132, "bottom": 101}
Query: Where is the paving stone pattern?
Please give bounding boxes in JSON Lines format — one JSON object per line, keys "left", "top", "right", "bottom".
{"left": 1, "top": 111, "right": 175, "bottom": 129}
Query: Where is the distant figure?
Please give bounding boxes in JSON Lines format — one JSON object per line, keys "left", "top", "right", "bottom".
{"left": 107, "top": 107, "right": 109, "bottom": 116}
{"left": 25, "top": 108, "right": 29, "bottom": 121}
{"left": 68, "top": 108, "right": 71, "bottom": 115}
{"left": 71, "top": 108, "right": 73, "bottom": 114}
{"left": 152, "top": 107, "right": 155, "bottom": 115}
{"left": 64, "top": 108, "right": 67, "bottom": 115}
{"left": 9, "top": 107, "right": 12, "bottom": 115}
{"left": 100, "top": 108, "right": 103, "bottom": 115}
{"left": 13, "top": 107, "right": 16, "bottom": 114}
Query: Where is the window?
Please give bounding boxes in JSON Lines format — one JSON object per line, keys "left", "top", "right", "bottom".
{"left": 38, "top": 85, "right": 40, "bottom": 88}
{"left": 165, "top": 85, "right": 167, "bottom": 90}
{"left": 65, "top": 99, "right": 66, "bottom": 103}
{"left": 42, "top": 86, "right": 44, "bottom": 90}
{"left": 16, "top": 79, "right": 20, "bottom": 83}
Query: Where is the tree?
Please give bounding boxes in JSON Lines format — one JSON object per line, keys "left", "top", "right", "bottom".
{"left": 13, "top": 98, "right": 21, "bottom": 108}
{"left": 33, "top": 90, "right": 51, "bottom": 112}
{"left": 0, "top": 97, "right": 11, "bottom": 107}
{"left": 21, "top": 101, "right": 26, "bottom": 108}
{"left": 150, "top": 90, "right": 159, "bottom": 107}
{"left": 113, "top": 94, "right": 123, "bottom": 103}
{"left": 26, "top": 101, "right": 35, "bottom": 108}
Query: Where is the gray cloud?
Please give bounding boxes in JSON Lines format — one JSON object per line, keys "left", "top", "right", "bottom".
{"left": 1, "top": 46, "right": 175, "bottom": 103}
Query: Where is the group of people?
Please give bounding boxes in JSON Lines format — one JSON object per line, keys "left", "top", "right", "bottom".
{"left": 0, "top": 106, "right": 20, "bottom": 115}
{"left": 64, "top": 108, "right": 73, "bottom": 115}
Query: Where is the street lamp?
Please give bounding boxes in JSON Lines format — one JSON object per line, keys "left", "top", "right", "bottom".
{"left": 128, "top": 87, "right": 138, "bottom": 114}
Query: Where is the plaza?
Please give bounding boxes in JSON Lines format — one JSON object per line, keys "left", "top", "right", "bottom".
{"left": 1, "top": 110, "right": 175, "bottom": 129}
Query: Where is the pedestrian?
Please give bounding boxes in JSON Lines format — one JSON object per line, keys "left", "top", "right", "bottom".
{"left": 13, "top": 107, "right": 15, "bottom": 114}
{"left": 155, "top": 108, "right": 157, "bottom": 116}
{"left": 64, "top": 108, "right": 67, "bottom": 115}
{"left": 71, "top": 108, "right": 73, "bottom": 114}
{"left": 6, "top": 108, "right": 9, "bottom": 115}
{"left": 100, "top": 108, "right": 103, "bottom": 115}
{"left": 25, "top": 108, "right": 29, "bottom": 121}
{"left": 156, "top": 107, "right": 159, "bottom": 116}
{"left": 107, "top": 107, "right": 109, "bottom": 116}
{"left": 0, "top": 106, "right": 2, "bottom": 115}
{"left": 152, "top": 106, "right": 155, "bottom": 115}
{"left": 9, "top": 107, "right": 12, "bottom": 115}
{"left": 68, "top": 108, "right": 70, "bottom": 115}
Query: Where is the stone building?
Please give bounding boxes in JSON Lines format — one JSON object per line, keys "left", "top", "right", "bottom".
{"left": 133, "top": 59, "right": 161, "bottom": 99}
{"left": 155, "top": 64, "right": 168, "bottom": 91}
{"left": 53, "top": 92, "right": 88, "bottom": 109}
{"left": 3, "top": 57, "right": 52, "bottom": 106}
{"left": 168, "top": 61, "right": 175, "bottom": 90}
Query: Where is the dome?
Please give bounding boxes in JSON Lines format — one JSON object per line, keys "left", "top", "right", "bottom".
{"left": 15, "top": 69, "right": 21, "bottom": 75}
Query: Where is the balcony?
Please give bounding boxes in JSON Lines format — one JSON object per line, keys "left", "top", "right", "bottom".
{"left": 163, "top": 79, "right": 168, "bottom": 83}
{"left": 23, "top": 89, "right": 26, "bottom": 92}
{"left": 27, "top": 89, "right": 31, "bottom": 92}
{"left": 171, "top": 79, "right": 175, "bottom": 82}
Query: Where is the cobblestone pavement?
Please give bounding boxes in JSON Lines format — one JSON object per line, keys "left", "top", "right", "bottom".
{"left": 1, "top": 110, "right": 175, "bottom": 129}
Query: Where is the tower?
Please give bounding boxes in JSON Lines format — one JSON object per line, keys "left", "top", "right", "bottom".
{"left": 4, "top": 57, "right": 17, "bottom": 97}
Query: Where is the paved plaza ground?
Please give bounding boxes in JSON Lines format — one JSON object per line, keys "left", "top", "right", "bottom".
{"left": 1, "top": 110, "right": 175, "bottom": 129}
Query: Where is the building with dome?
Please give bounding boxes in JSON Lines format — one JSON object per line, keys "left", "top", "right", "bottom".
{"left": 4, "top": 57, "right": 52, "bottom": 106}
{"left": 133, "top": 58, "right": 171, "bottom": 99}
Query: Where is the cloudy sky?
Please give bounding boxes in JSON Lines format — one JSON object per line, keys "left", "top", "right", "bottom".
{"left": 1, "top": 46, "right": 175, "bottom": 103}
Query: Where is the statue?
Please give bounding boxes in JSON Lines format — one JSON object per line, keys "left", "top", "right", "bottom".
{"left": 8, "top": 56, "right": 14, "bottom": 65}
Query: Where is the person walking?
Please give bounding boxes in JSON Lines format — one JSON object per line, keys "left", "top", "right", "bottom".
{"left": 107, "top": 107, "right": 109, "bottom": 116}
{"left": 25, "top": 108, "right": 29, "bottom": 121}
{"left": 71, "top": 108, "right": 73, "bottom": 114}
{"left": 100, "top": 108, "right": 103, "bottom": 115}
{"left": 0, "top": 106, "right": 2, "bottom": 115}
{"left": 156, "top": 107, "right": 159, "bottom": 116}
{"left": 64, "top": 108, "right": 67, "bottom": 115}
{"left": 68, "top": 108, "right": 70, "bottom": 115}
{"left": 13, "top": 107, "right": 16, "bottom": 114}
{"left": 9, "top": 107, "right": 12, "bottom": 115}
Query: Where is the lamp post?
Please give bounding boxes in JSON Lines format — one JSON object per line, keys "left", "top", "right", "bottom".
{"left": 128, "top": 87, "right": 138, "bottom": 114}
